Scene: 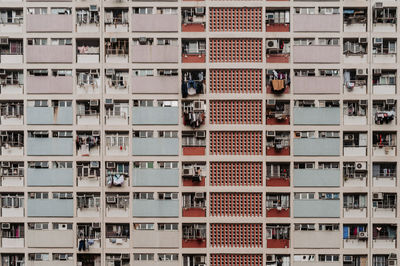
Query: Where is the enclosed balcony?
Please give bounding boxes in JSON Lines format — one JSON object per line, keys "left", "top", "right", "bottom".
{"left": 105, "top": 223, "right": 130, "bottom": 249}
{"left": 343, "top": 224, "right": 368, "bottom": 249}
{"left": 266, "top": 39, "right": 290, "bottom": 63}
{"left": 77, "top": 223, "right": 101, "bottom": 250}
{"left": 0, "top": 193, "right": 24, "bottom": 217}
{"left": 76, "top": 101, "right": 100, "bottom": 125}
{"left": 76, "top": 193, "right": 100, "bottom": 217}
{"left": 105, "top": 69, "right": 129, "bottom": 94}
{"left": 0, "top": 161, "right": 24, "bottom": 187}
{"left": 343, "top": 8, "right": 367, "bottom": 32}
{"left": 294, "top": 131, "right": 340, "bottom": 156}
{"left": 26, "top": 39, "right": 73, "bottom": 63}
{"left": 76, "top": 161, "right": 101, "bottom": 187}
{"left": 266, "top": 100, "right": 290, "bottom": 125}
{"left": 343, "top": 162, "right": 368, "bottom": 187}
{"left": 182, "top": 7, "right": 205, "bottom": 32}
{"left": 182, "top": 162, "right": 206, "bottom": 186}
{"left": 182, "top": 70, "right": 205, "bottom": 98}
{"left": 372, "top": 131, "right": 396, "bottom": 156}
{"left": 372, "top": 193, "right": 397, "bottom": 218}
{"left": 373, "top": 100, "right": 396, "bottom": 125}
{"left": 182, "top": 39, "right": 206, "bottom": 63}
{"left": 293, "top": 39, "right": 340, "bottom": 64}
{"left": 133, "top": 8, "right": 178, "bottom": 32}
{"left": 105, "top": 8, "right": 129, "bottom": 32}
{"left": 343, "top": 132, "right": 368, "bottom": 156}
{"left": 373, "top": 7, "right": 397, "bottom": 32}
{"left": 266, "top": 9, "right": 290, "bottom": 32}
{"left": 27, "top": 162, "right": 73, "bottom": 187}
{"left": 266, "top": 194, "right": 290, "bottom": 217}
{"left": 372, "top": 162, "right": 396, "bottom": 187}
{"left": 182, "top": 192, "right": 206, "bottom": 217}
{"left": 182, "top": 223, "right": 206, "bottom": 248}
{"left": 293, "top": 193, "right": 340, "bottom": 218}
{"left": 344, "top": 69, "right": 368, "bottom": 95}
{"left": 76, "top": 8, "right": 99, "bottom": 33}
{"left": 26, "top": 8, "right": 72, "bottom": 32}
{"left": 132, "top": 69, "right": 179, "bottom": 94}
{"left": 105, "top": 39, "right": 128, "bottom": 63}
{"left": 343, "top": 39, "right": 368, "bottom": 64}
{"left": 372, "top": 70, "right": 396, "bottom": 94}
{"left": 266, "top": 224, "right": 290, "bottom": 248}
{"left": 0, "top": 101, "right": 23, "bottom": 125}
{"left": 0, "top": 9, "right": 23, "bottom": 33}
{"left": 293, "top": 100, "right": 340, "bottom": 125}
{"left": 343, "top": 194, "right": 367, "bottom": 218}
{"left": 1, "top": 223, "right": 24, "bottom": 248}
{"left": 372, "top": 224, "right": 397, "bottom": 249}
{"left": 293, "top": 69, "right": 341, "bottom": 94}
{"left": 27, "top": 131, "right": 73, "bottom": 156}
{"left": 105, "top": 162, "right": 129, "bottom": 188}
{"left": 27, "top": 193, "right": 73, "bottom": 217}
{"left": 133, "top": 196, "right": 179, "bottom": 217}
{"left": 132, "top": 100, "right": 178, "bottom": 125}
{"left": 76, "top": 131, "right": 100, "bottom": 157}
{"left": 132, "top": 38, "right": 179, "bottom": 63}
{"left": 27, "top": 100, "right": 72, "bottom": 125}
{"left": 293, "top": 8, "right": 341, "bottom": 32}
{"left": 182, "top": 101, "right": 206, "bottom": 128}
{"left": 76, "top": 39, "right": 100, "bottom": 64}
{"left": 344, "top": 100, "right": 367, "bottom": 125}
{"left": 0, "top": 70, "right": 24, "bottom": 95}
{"left": 0, "top": 131, "right": 23, "bottom": 156}
{"left": 105, "top": 132, "right": 129, "bottom": 156}
{"left": 266, "top": 163, "right": 290, "bottom": 186}
{"left": 0, "top": 39, "right": 23, "bottom": 64}
{"left": 76, "top": 69, "right": 101, "bottom": 95}
{"left": 266, "top": 69, "right": 290, "bottom": 94}
{"left": 266, "top": 131, "right": 290, "bottom": 156}
{"left": 105, "top": 100, "right": 129, "bottom": 125}
{"left": 27, "top": 69, "right": 73, "bottom": 94}
{"left": 105, "top": 194, "right": 129, "bottom": 217}
{"left": 182, "top": 131, "right": 206, "bottom": 156}
{"left": 132, "top": 130, "right": 179, "bottom": 156}
{"left": 373, "top": 38, "right": 397, "bottom": 63}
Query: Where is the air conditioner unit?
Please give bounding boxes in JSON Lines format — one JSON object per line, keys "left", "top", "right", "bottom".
{"left": 89, "top": 100, "right": 99, "bottom": 106}
{"left": 106, "top": 196, "right": 116, "bottom": 203}
{"left": 1, "top": 223, "right": 10, "bottom": 230}
{"left": 110, "top": 38, "right": 117, "bottom": 43}
{"left": 267, "top": 40, "right": 279, "bottom": 49}
{"left": 355, "top": 161, "right": 367, "bottom": 171}
{"left": 0, "top": 69, "right": 6, "bottom": 75}
{"left": 356, "top": 68, "right": 367, "bottom": 76}
{"left": 106, "top": 69, "right": 115, "bottom": 76}
{"left": 358, "top": 231, "right": 368, "bottom": 238}
{"left": 59, "top": 223, "right": 68, "bottom": 230}
{"left": 1, "top": 161, "right": 10, "bottom": 167}
{"left": 106, "top": 162, "right": 116, "bottom": 168}
{"left": 0, "top": 38, "right": 9, "bottom": 45}
{"left": 89, "top": 5, "right": 98, "bottom": 11}
{"left": 194, "top": 192, "right": 205, "bottom": 199}
{"left": 90, "top": 161, "right": 99, "bottom": 168}
{"left": 373, "top": 192, "right": 383, "bottom": 200}
{"left": 195, "top": 131, "right": 206, "bottom": 138}
{"left": 182, "top": 168, "right": 194, "bottom": 176}
{"left": 266, "top": 255, "right": 276, "bottom": 262}
{"left": 92, "top": 131, "right": 100, "bottom": 137}
{"left": 105, "top": 99, "right": 114, "bottom": 105}
{"left": 343, "top": 256, "right": 353, "bottom": 262}
{"left": 267, "top": 99, "right": 276, "bottom": 107}
{"left": 375, "top": 2, "right": 383, "bottom": 8}
{"left": 92, "top": 222, "right": 100, "bottom": 228}
{"left": 373, "top": 69, "right": 382, "bottom": 75}
{"left": 267, "top": 131, "right": 276, "bottom": 137}
{"left": 359, "top": 37, "right": 367, "bottom": 44}
{"left": 387, "top": 99, "right": 395, "bottom": 105}
{"left": 374, "top": 38, "right": 383, "bottom": 45}
{"left": 138, "top": 37, "right": 147, "bottom": 44}
{"left": 195, "top": 7, "right": 205, "bottom": 15}
{"left": 193, "top": 101, "right": 204, "bottom": 111}
{"left": 344, "top": 134, "right": 354, "bottom": 141}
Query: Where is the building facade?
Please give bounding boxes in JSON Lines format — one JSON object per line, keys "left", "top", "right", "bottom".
{"left": 0, "top": 0, "right": 399, "bottom": 265}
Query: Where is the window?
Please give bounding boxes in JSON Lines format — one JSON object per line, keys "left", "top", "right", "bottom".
{"left": 158, "top": 223, "right": 178, "bottom": 231}
{"left": 133, "top": 100, "right": 153, "bottom": 107}
{"left": 133, "top": 69, "right": 154, "bottom": 77}
{"left": 294, "top": 193, "right": 314, "bottom": 200}
{"left": 319, "top": 255, "right": 339, "bottom": 262}
{"left": 294, "top": 162, "right": 315, "bottom": 169}
{"left": 133, "top": 192, "right": 154, "bottom": 200}
{"left": 51, "top": 38, "right": 72, "bottom": 46}
{"left": 157, "top": 8, "right": 177, "bottom": 15}
{"left": 52, "top": 192, "right": 73, "bottom": 199}
{"left": 319, "top": 193, "right": 339, "bottom": 200}
{"left": 53, "top": 161, "right": 72, "bottom": 168}
{"left": 1, "top": 195, "right": 24, "bottom": 208}
{"left": 319, "top": 224, "right": 339, "bottom": 231}
{"left": 319, "top": 7, "right": 339, "bottom": 15}
{"left": 133, "top": 131, "right": 153, "bottom": 138}
{"left": 53, "top": 223, "right": 73, "bottom": 230}
{"left": 158, "top": 254, "right": 178, "bottom": 261}
{"left": 294, "top": 39, "right": 315, "bottom": 46}
{"left": 134, "top": 223, "right": 154, "bottom": 230}
{"left": 157, "top": 38, "right": 178, "bottom": 46}
{"left": 29, "top": 192, "right": 48, "bottom": 199}
{"left": 28, "top": 38, "right": 47, "bottom": 46}
{"left": 28, "top": 254, "right": 49, "bottom": 261}
{"left": 157, "top": 100, "right": 178, "bottom": 107}
{"left": 133, "top": 254, "right": 154, "bottom": 261}
{"left": 28, "top": 223, "right": 49, "bottom": 230}
{"left": 52, "top": 70, "right": 72, "bottom": 76}
{"left": 50, "top": 8, "right": 71, "bottom": 15}
{"left": 27, "top": 8, "right": 47, "bottom": 15}
{"left": 158, "top": 161, "right": 178, "bottom": 169}
{"left": 133, "top": 161, "right": 154, "bottom": 169}
{"left": 158, "top": 192, "right": 178, "bottom": 200}
{"left": 159, "top": 131, "right": 178, "bottom": 138}
{"left": 132, "top": 8, "right": 153, "bottom": 14}
{"left": 53, "top": 131, "right": 72, "bottom": 138}
{"left": 295, "top": 8, "right": 315, "bottom": 14}
{"left": 294, "top": 224, "right": 315, "bottom": 231}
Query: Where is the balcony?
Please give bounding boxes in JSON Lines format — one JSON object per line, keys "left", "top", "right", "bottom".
{"left": 293, "top": 138, "right": 340, "bottom": 156}
{"left": 27, "top": 199, "right": 73, "bottom": 217}
{"left": 132, "top": 168, "right": 179, "bottom": 187}
{"left": 132, "top": 230, "right": 179, "bottom": 248}
{"left": 293, "top": 169, "right": 340, "bottom": 187}
{"left": 27, "top": 138, "right": 73, "bottom": 156}
{"left": 0, "top": 17, "right": 23, "bottom": 33}
{"left": 293, "top": 199, "right": 340, "bottom": 218}
{"left": 132, "top": 45, "right": 179, "bottom": 63}
{"left": 77, "top": 44, "right": 100, "bottom": 64}
{"left": 132, "top": 14, "right": 178, "bottom": 32}
{"left": 373, "top": 238, "right": 396, "bottom": 249}
{"left": 132, "top": 107, "right": 178, "bottom": 125}
{"left": 293, "top": 14, "right": 341, "bottom": 32}
{"left": 26, "top": 107, "right": 72, "bottom": 125}
{"left": 293, "top": 46, "right": 341, "bottom": 63}
{"left": 27, "top": 168, "right": 73, "bottom": 187}
{"left": 26, "top": 230, "right": 74, "bottom": 248}
{"left": 293, "top": 76, "right": 341, "bottom": 94}
{"left": 293, "top": 231, "right": 341, "bottom": 248}
{"left": 132, "top": 138, "right": 179, "bottom": 156}
{"left": 373, "top": 54, "right": 396, "bottom": 64}
{"left": 26, "top": 14, "right": 72, "bottom": 32}
{"left": 131, "top": 76, "right": 179, "bottom": 94}
{"left": 0, "top": 41, "right": 23, "bottom": 63}
{"left": 27, "top": 75, "right": 72, "bottom": 94}
{"left": 132, "top": 200, "right": 179, "bottom": 217}
{"left": 26, "top": 45, "right": 73, "bottom": 63}
{"left": 293, "top": 107, "right": 340, "bottom": 125}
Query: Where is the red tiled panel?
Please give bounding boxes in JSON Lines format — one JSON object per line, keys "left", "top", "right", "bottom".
{"left": 266, "top": 177, "right": 290, "bottom": 187}
{"left": 210, "top": 223, "right": 263, "bottom": 248}
{"left": 183, "top": 208, "right": 206, "bottom": 217}
{"left": 266, "top": 117, "right": 290, "bottom": 125}
{"left": 266, "top": 54, "right": 290, "bottom": 63}
{"left": 267, "top": 239, "right": 290, "bottom": 248}
{"left": 183, "top": 177, "right": 206, "bottom": 186}
{"left": 210, "top": 100, "right": 263, "bottom": 124}
{"left": 209, "top": 8, "right": 262, "bottom": 32}
{"left": 183, "top": 147, "right": 206, "bottom": 156}
{"left": 209, "top": 39, "right": 262, "bottom": 63}
{"left": 210, "top": 193, "right": 263, "bottom": 217}
{"left": 267, "top": 208, "right": 290, "bottom": 218}
{"left": 266, "top": 23, "right": 290, "bottom": 32}
{"left": 210, "top": 254, "right": 263, "bottom": 266}
{"left": 266, "top": 147, "right": 290, "bottom": 156}
{"left": 182, "top": 23, "right": 205, "bottom": 32}
{"left": 182, "top": 54, "right": 206, "bottom": 63}
{"left": 210, "top": 69, "right": 262, "bottom": 94}
{"left": 182, "top": 239, "right": 207, "bottom": 248}
{"left": 210, "top": 131, "right": 263, "bottom": 155}
{"left": 210, "top": 162, "right": 263, "bottom": 186}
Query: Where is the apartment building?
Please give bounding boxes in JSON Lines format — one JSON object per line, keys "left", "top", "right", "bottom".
{"left": 0, "top": 0, "right": 399, "bottom": 265}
